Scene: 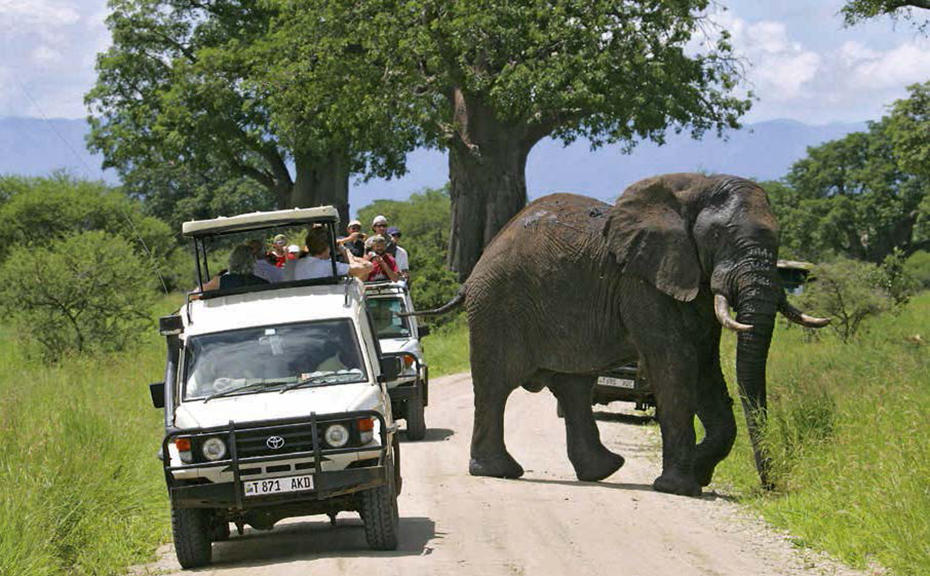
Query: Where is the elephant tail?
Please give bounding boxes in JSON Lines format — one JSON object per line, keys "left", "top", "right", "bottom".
{"left": 401, "top": 286, "right": 466, "bottom": 317}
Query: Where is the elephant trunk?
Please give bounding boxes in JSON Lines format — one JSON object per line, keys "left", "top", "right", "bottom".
{"left": 732, "top": 265, "right": 781, "bottom": 490}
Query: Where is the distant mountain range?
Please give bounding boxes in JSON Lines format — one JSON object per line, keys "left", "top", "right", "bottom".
{"left": 0, "top": 116, "right": 868, "bottom": 209}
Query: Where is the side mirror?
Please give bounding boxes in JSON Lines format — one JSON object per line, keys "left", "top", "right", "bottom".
{"left": 379, "top": 356, "right": 403, "bottom": 382}
{"left": 418, "top": 325, "right": 431, "bottom": 337}
{"left": 149, "top": 382, "right": 166, "bottom": 409}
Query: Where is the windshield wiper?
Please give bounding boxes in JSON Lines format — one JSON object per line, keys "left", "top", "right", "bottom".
{"left": 278, "top": 374, "right": 342, "bottom": 394}
{"left": 204, "top": 380, "right": 281, "bottom": 402}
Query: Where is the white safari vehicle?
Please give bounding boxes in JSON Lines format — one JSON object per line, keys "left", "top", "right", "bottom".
{"left": 149, "top": 207, "right": 404, "bottom": 569}
{"left": 364, "top": 281, "right": 430, "bottom": 440}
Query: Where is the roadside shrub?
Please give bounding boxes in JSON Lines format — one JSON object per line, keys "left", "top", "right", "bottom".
{"left": 0, "top": 174, "right": 180, "bottom": 290}
{"left": 904, "top": 250, "right": 930, "bottom": 289}
{"left": 798, "top": 258, "right": 892, "bottom": 342}
{"left": 0, "top": 231, "right": 155, "bottom": 361}
{"left": 875, "top": 248, "right": 918, "bottom": 308}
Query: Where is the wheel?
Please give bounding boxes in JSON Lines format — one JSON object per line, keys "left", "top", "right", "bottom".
{"left": 360, "top": 452, "right": 399, "bottom": 550}
{"left": 405, "top": 383, "right": 427, "bottom": 441}
{"left": 393, "top": 434, "right": 403, "bottom": 496}
{"left": 171, "top": 503, "right": 213, "bottom": 569}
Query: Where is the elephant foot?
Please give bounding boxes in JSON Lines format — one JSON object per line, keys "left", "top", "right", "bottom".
{"left": 573, "top": 449, "right": 625, "bottom": 482}
{"left": 469, "top": 452, "right": 524, "bottom": 479}
{"left": 653, "top": 471, "right": 701, "bottom": 497}
{"left": 692, "top": 460, "right": 717, "bottom": 487}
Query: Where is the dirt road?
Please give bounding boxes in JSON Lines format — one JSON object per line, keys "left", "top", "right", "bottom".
{"left": 142, "top": 374, "right": 864, "bottom": 576}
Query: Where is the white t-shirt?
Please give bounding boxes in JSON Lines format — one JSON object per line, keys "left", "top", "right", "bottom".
{"left": 394, "top": 246, "right": 409, "bottom": 271}
{"left": 293, "top": 256, "right": 349, "bottom": 280}
{"left": 253, "top": 258, "right": 284, "bottom": 283}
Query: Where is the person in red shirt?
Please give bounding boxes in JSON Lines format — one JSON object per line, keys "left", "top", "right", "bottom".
{"left": 364, "top": 235, "right": 400, "bottom": 282}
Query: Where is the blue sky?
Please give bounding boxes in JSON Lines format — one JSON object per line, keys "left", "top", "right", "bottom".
{"left": 0, "top": 1, "right": 927, "bottom": 125}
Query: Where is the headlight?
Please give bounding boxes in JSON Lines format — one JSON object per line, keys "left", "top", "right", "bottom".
{"left": 201, "top": 437, "right": 227, "bottom": 461}
{"left": 324, "top": 424, "right": 350, "bottom": 448}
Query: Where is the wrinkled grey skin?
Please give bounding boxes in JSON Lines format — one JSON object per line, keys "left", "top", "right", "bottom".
{"left": 422, "top": 173, "right": 824, "bottom": 496}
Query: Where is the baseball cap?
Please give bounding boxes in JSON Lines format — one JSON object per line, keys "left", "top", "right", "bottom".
{"left": 348, "top": 219, "right": 362, "bottom": 229}
{"left": 386, "top": 226, "right": 400, "bottom": 237}
{"left": 372, "top": 215, "right": 388, "bottom": 226}
{"left": 287, "top": 244, "right": 300, "bottom": 254}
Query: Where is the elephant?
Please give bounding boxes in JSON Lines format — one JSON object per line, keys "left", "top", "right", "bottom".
{"left": 415, "top": 173, "right": 829, "bottom": 496}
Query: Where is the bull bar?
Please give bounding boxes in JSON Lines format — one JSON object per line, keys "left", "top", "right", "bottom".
{"left": 162, "top": 409, "right": 391, "bottom": 509}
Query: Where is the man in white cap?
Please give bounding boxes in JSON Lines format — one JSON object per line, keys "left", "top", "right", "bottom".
{"left": 337, "top": 219, "right": 367, "bottom": 257}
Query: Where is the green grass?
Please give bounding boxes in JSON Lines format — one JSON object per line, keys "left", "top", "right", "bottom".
{"left": 421, "top": 315, "right": 470, "bottom": 377}
{"left": 714, "top": 291, "right": 930, "bottom": 576}
{"left": 0, "top": 298, "right": 180, "bottom": 576}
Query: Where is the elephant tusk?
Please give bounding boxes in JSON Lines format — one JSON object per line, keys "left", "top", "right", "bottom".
{"left": 714, "top": 294, "right": 753, "bottom": 333}
{"left": 778, "top": 301, "right": 831, "bottom": 328}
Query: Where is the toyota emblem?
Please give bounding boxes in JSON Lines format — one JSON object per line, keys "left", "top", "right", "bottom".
{"left": 266, "top": 436, "right": 285, "bottom": 450}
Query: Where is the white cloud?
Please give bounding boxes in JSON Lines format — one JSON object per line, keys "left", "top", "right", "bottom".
{"left": 0, "top": 0, "right": 110, "bottom": 118}
{"left": 850, "top": 41, "right": 930, "bottom": 89}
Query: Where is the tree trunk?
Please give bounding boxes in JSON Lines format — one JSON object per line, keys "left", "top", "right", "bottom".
{"left": 447, "top": 90, "right": 530, "bottom": 281}
{"left": 287, "top": 149, "right": 351, "bottom": 226}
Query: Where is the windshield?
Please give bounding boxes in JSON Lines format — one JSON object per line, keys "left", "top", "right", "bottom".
{"left": 366, "top": 297, "right": 411, "bottom": 339}
{"left": 182, "top": 319, "right": 368, "bottom": 400}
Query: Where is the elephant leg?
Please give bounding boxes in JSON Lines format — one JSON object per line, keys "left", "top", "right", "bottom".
{"left": 548, "top": 374, "right": 625, "bottom": 482}
{"left": 469, "top": 373, "right": 524, "bottom": 479}
{"left": 693, "top": 348, "right": 737, "bottom": 487}
{"left": 640, "top": 350, "right": 702, "bottom": 497}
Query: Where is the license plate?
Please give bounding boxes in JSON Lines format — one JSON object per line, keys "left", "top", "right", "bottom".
{"left": 597, "top": 376, "right": 636, "bottom": 389}
{"left": 243, "top": 474, "right": 314, "bottom": 497}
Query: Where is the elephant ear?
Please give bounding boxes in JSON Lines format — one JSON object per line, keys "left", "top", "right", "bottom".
{"left": 603, "top": 179, "right": 702, "bottom": 302}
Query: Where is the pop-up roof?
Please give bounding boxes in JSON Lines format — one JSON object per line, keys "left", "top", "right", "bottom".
{"left": 182, "top": 206, "right": 339, "bottom": 237}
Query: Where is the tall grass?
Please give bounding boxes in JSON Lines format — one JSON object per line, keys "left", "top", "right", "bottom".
{"left": 0, "top": 306, "right": 175, "bottom": 576}
{"left": 421, "top": 315, "right": 470, "bottom": 377}
{"left": 715, "top": 291, "right": 930, "bottom": 576}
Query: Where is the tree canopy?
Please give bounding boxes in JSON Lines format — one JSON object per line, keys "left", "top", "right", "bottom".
{"left": 841, "top": 0, "right": 930, "bottom": 28}
{"left": 86, "top": 0, "right": 417, "bottom": 225}
{"left": 766, "top": 85, "right": 930, "bottom": 263}
{"left": 268, "top": 0, "right": 751, "bottom": 279}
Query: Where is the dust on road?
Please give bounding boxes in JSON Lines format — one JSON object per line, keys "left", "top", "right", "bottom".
{"left": 140, "top": 374, "right": 865, "bottom": 576}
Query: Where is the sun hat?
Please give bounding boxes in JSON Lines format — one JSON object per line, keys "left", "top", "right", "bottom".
{"left": 273, "top": 234, "right": 287, "bottom": 246}
{"left": 348, "top": 219, "right": 362, "bottom": 229}
{"left": 372, "top": 215, "right": 388, "bottom": 226}
{"left": 365, "top": 234, "right": 386, "bottom": 249}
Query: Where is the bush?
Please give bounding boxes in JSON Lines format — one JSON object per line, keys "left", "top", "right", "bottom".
{"left": 798, "top": 258, "right": 892, "bottom": 342}
{"left": 0, "top": 231, "right": 155, "bottom": 361}
{"left": 905, "top": 250, "right": 930, "bottom": 289}
{"left": 0, "top": 174, "right": 181, "bottom": 290}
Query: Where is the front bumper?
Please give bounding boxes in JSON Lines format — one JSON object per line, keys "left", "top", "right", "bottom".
{"left": 163, "top": 410, "right": 391, "bottom": 509}
{"left": 387, "top": 364, "right": 429, "bottom": 406}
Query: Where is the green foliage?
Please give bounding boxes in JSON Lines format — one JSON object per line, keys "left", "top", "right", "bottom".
{"left": 841, "top": 0, "right": 930, "bottom": 30}
{"left": 887, "top": 81, "right": 930, "bottom": 179}
{"left": 797, "top": 258, "right": 893, "bottom": 343}
{"left": 905, "top": 250, "right": 930, "bottom": 288}
{"left": 273, "top": 0, "right": 751, "bottom": 150}
{"left": 715, "top": 292, "right": 930, "bottom": 576}
{"left": 876, "top": 248, "right": 919, "bottom": 307}
{"left": 356, "top": 187, "right": 461, "bottom": 318}
{"left": 767, "top": 98, "right": 929, "bottom": 263}
{"left": 0, "top": 320, "right": 171, "bottom": 576}
{"left": 0, "top": 231, "right": 155, "bottom": 362}
{"left": 0, "top": 174, "right": 183, "bottom": 290}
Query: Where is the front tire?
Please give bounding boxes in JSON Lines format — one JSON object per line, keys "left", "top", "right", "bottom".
{"left": 171, "top": 503, "right": 212, "bottom": 569}
{"left": 405, "top": 383, "right": 427, "bottom": 441}
{"left": 360, "top": 452, "right": 399, "bottom": 550}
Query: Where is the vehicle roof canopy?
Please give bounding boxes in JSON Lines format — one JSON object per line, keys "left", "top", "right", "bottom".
{"left": 182, "top": 206, "right": 339, "bottom": 237}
